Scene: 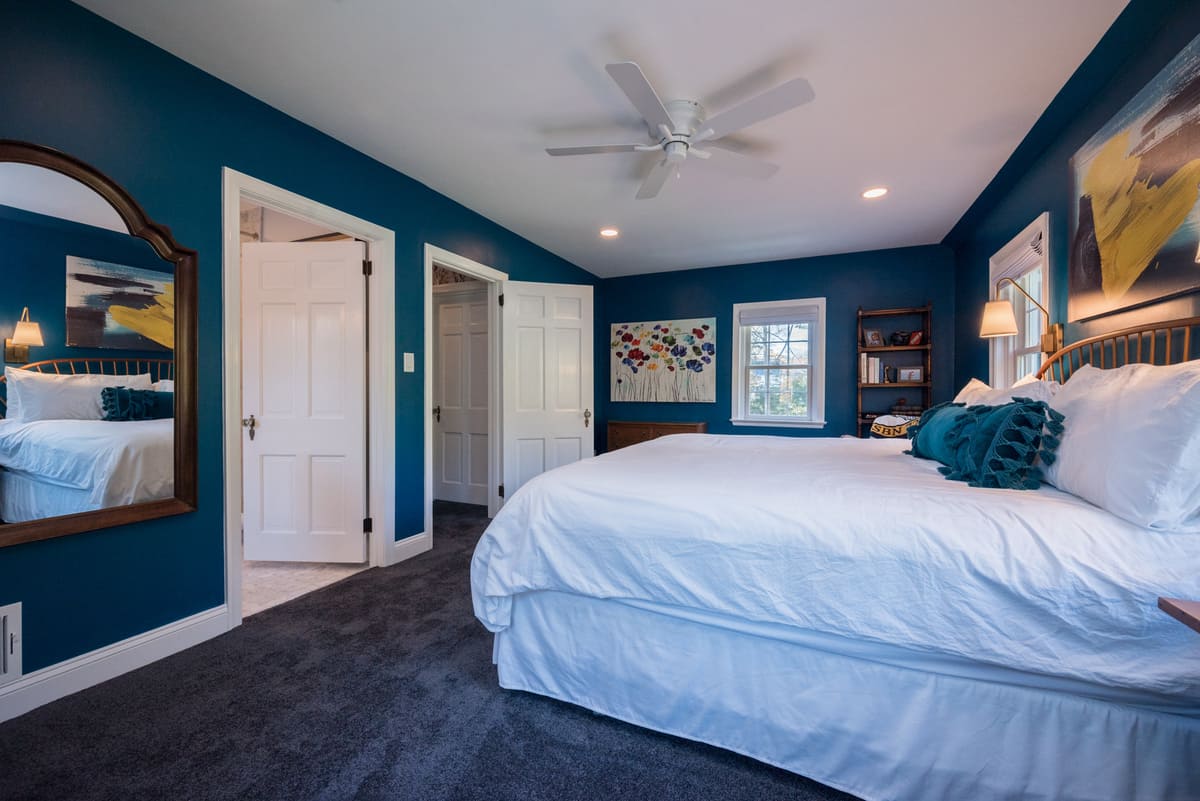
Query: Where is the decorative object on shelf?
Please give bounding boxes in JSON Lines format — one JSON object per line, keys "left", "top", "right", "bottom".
{"left": 4, "top": 306, "right": 44, "bottom": 364}
{"left": 611, "top": 317, "right": 715, "bottom": 403}
{"left": 869, "top": 414, "right": 918, "bottom": 438}
{"left": 1069, "top": 30, "right": 1200, "bottom": 322}
{"left": 899, "top": 366, "right": 924, "bottom": 383}
{"left": 857, "top": 305, "right": 932, "bottom": 437}
{"left": 66, "top": 255, "right": 174, "bottom": 351}
{"left": 979, "top": 277, "right": 1063, "bottom": 356}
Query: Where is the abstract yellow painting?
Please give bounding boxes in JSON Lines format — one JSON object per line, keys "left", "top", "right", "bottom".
{"left": 65, "top": 256, "right": 174, "bottom": 351}
{"left": 1070, "top": 31, "right": 1200, "bottom": 321}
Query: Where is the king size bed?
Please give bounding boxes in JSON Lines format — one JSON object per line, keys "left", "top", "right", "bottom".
{"left": 0, "top": 358, "right": 174, "bottom": 522}
{"left": 471, "top": 318, "right": 1200, "bottom": 801}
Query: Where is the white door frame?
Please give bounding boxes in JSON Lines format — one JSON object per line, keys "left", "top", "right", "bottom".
{"left": 423, "top": 245, "right": 507, "bottom": 539}
{"left": 222, "top": 168, "right": 397, "bottom": 627}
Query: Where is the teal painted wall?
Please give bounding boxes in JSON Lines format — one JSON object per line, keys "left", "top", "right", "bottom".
{"left": 947, "top": 0, "right": 1200, "bottom": 386}
{"left": 595, "top": 245, "right": 956, "bottom": 443}
{"left": 0, "top": 0, "right": 593, "bottom": 673}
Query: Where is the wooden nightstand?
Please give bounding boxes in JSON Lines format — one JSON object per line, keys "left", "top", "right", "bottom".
{"left": 1159, "top": 597, "right": 1200, "bottom": 635}
{"left": 607, "top": 421, "right": 707, "bottom": 452}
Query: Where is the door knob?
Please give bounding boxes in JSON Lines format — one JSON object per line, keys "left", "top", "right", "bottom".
{"left": 241, "top": 414, "right": 257, "bottom": 441}
{"left": 433, "top": 405, "right": 441, "bottom": 423}
{"left": 584, "top": 409, "right": 592, "bottom": 428}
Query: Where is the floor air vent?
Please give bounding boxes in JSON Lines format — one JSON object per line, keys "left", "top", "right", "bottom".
{"left": 0, "top": 602, "right": 21, "bottom": 688}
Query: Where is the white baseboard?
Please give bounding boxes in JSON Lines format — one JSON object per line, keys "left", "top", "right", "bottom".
{"left": 0, "top": 605, "right": 228, "bottom": 723}
{"left": 393, "top": 531, "right": 431, "bottom": 564}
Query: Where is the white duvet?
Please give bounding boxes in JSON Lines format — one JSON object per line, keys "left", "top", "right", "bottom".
{"left": 472, "top": 434, "right": 1200, "bottom": 698}
{"left": 0, "top": 418, "right": 173, "bottom": 508}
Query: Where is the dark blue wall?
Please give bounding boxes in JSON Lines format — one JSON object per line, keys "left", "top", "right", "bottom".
{"left": 596, "top": 245, "right": 956, "bottom": 442}
{"left": 0, "top": 205, "right": 172, "bottom": 369}
{"left": 0, "top": 0, "right": 593, "bottom": 673}
{"left": 947, "top": 0, "right": 1200, "bottom": 386}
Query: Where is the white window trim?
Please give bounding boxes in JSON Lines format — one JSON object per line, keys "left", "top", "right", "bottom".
{"left": 989, "top": 213, "right": 1050, "bottom": 387}
{"left": 730, "top": 297, "right": 826, "bottom": 429}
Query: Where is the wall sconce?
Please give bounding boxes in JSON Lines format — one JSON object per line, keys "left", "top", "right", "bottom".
{"left": 5, "top": 307, "right": 44, "bottom": 364}
{"left": 979, "top": 278, "right": 1063, "bottom": 356}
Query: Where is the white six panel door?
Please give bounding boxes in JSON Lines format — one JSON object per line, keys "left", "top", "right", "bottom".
{"left": 434, "top": 286, "right": 489, "bottom": 505}
{"left": 501, "top": 281, "right": 594, "bottom": 500}
{"left": 241, "top": 241, "right": 367, "bottom": 563}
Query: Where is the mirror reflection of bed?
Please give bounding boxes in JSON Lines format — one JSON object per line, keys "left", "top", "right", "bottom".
{"left": 0, "top": 162, "right": 175, "bottom": 525}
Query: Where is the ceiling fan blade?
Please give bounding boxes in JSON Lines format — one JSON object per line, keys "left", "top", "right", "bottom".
{"left": 703, "top": 143, "right": 780, "bottom": 180}
{"left": 545, "top": 144, "right": 644, "bottom": 156}
{"left": 636, "top": 158, "right": 677, "bottom": 200}
{"left": 606, "top": 62, "right": 675, "bottom": 133}
{"left": 696, "top": 77, "right": 814, "bottom": 141}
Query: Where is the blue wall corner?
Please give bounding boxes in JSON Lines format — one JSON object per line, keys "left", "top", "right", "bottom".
{"left": 595, "top": 244, "right": 956, "bottom": 442}
{"left": 946, "top": 0, "right": 1200, "bottom": 387}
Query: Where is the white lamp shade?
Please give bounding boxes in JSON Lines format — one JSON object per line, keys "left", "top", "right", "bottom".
{"left": 979, "top": 300, "right": 1019, "bottom": 338}
{"left": 11, "top": 318, "right": 43, "bottom": 347}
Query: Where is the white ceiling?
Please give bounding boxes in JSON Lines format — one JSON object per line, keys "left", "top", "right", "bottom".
{"left": 0, "top": 163, "right": 128, "bottom": 232}
{"left": 75, "top": 0, "right": 1128, "bottom": 277}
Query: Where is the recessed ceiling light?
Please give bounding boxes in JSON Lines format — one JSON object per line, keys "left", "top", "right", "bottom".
{"left": 599, "top": 227, "right": 620, "bottom": 238}
{"left": 862, "top": 187, "right": 889, "bottom": 199}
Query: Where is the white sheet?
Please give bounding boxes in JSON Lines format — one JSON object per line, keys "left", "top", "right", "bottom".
{"left": 472, "top": 434, "right": 1200, "bottom": 698}
{"left": 0, "top": 469, "right": 96, "bottom": 522}
{"left": 498, "top": 590, "right": 1200, "bottom": 801}
{"left": 0, "top": 418, "right": 173, "bottom": 516}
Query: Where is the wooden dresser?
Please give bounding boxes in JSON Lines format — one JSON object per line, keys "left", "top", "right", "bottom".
{"left": 607, "top": 420, "right": 708, "bottom": 452}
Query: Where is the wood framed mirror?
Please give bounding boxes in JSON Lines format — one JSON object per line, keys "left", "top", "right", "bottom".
{"left": 0, "top": 140, "right": 197, "bottom": 547}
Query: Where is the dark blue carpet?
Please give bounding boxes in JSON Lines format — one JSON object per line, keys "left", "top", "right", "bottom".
{"left": 0, "top": 502, "right": 859, "bottom": 801}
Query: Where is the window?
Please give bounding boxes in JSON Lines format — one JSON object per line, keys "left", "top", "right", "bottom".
{"left": 731, "top": 298, "right": 825, "bottom": 428}
{"left": 989, "top": 213, "right": 1050, "bottom": 388}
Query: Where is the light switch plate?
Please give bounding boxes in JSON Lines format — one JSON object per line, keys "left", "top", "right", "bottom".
{"left": 403, "top": 352, "right": 415, "bottom": 373}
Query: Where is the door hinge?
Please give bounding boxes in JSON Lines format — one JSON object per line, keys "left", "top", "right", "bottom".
{"left": 498, "top": 293, "right": 504, "bottom": 307}
{"left": 362, "top": 259, "right": 373, "bottom": 276}
{"left": 363, "top": 517, "right": 373, "bottom": 534}
{"left": 498, "top": 483, "right": 505, "bottom": 498}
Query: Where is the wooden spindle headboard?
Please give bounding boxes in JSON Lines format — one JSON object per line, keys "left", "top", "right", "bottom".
{"left": 1035, "top": 316, "right": 1200, "bottom": 383}
{"left": 0, "top": 358, "right": 174, "bottom": 418}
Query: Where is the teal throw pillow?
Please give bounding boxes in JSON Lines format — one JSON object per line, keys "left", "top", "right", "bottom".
{"left": 906, "top": 402, "right": 971, "bottom": 467}
{"left": 101, "top": 387, "right": 174, "bottom": 421}
{"left": 944, "top": 398, "right": 1065, "bottom": 490}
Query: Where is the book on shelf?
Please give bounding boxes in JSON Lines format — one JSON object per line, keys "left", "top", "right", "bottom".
{"left": 859, "top": 355, "right": 884, "bottom": 384}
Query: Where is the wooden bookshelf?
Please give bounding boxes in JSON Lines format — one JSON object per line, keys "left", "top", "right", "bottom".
{"left": 857, "top": 304, "right": 932, "bottom": 437}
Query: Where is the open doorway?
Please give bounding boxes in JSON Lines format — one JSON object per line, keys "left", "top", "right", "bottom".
{"left": 422, "top": 246, "right": 506, "bottom": 542}
{"left": 237, "top": 202, "right": 367, "bottom": 616}
{"left": 222, "top": 169, "right": 397, "bottom": 628}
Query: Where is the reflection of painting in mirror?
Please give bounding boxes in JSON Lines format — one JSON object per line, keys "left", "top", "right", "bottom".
{"left": 66, "top": 256, "right": 174, "bottom": 351}
{"left": 0, "top": 165, "right": 176, "bottom": 526}
{"left": 1069, "top": 30, "right": 1200, "bottom": 322}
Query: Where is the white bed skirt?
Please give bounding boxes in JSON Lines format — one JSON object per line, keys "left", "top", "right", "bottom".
{"left": 495, "top": 590, "right": 1200, "bottom": 801}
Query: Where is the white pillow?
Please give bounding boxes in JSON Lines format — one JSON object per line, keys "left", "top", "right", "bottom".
{"left": 152, "top": 379, "right": 175, "bottom": 393}
{"left": 4, "top": 367, "right": 153, "bottom": 422}
{"left": 1045, "top": 362, "right": 1200, "bottom": 531}
{"left": 953, "top": 375, "right": 1060, "bottom": 405}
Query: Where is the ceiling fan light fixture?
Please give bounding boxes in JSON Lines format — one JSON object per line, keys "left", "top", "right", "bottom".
{"left": 862, "top": 186, "right": 889, "bottom": 199}
{"left": 599, "top": 227, "right": 620, "bottom": 239}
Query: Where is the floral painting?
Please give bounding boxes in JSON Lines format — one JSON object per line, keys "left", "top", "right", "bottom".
{"left": 1069, "top": 30, "right": 1200, "bottom": 321}
{"left": 611, "top": 318, "right": 715, "bottom": 403}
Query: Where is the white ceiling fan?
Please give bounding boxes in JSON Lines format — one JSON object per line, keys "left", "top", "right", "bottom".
{"left": 546, "top": 62, "right": 815, "bottom": 199}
